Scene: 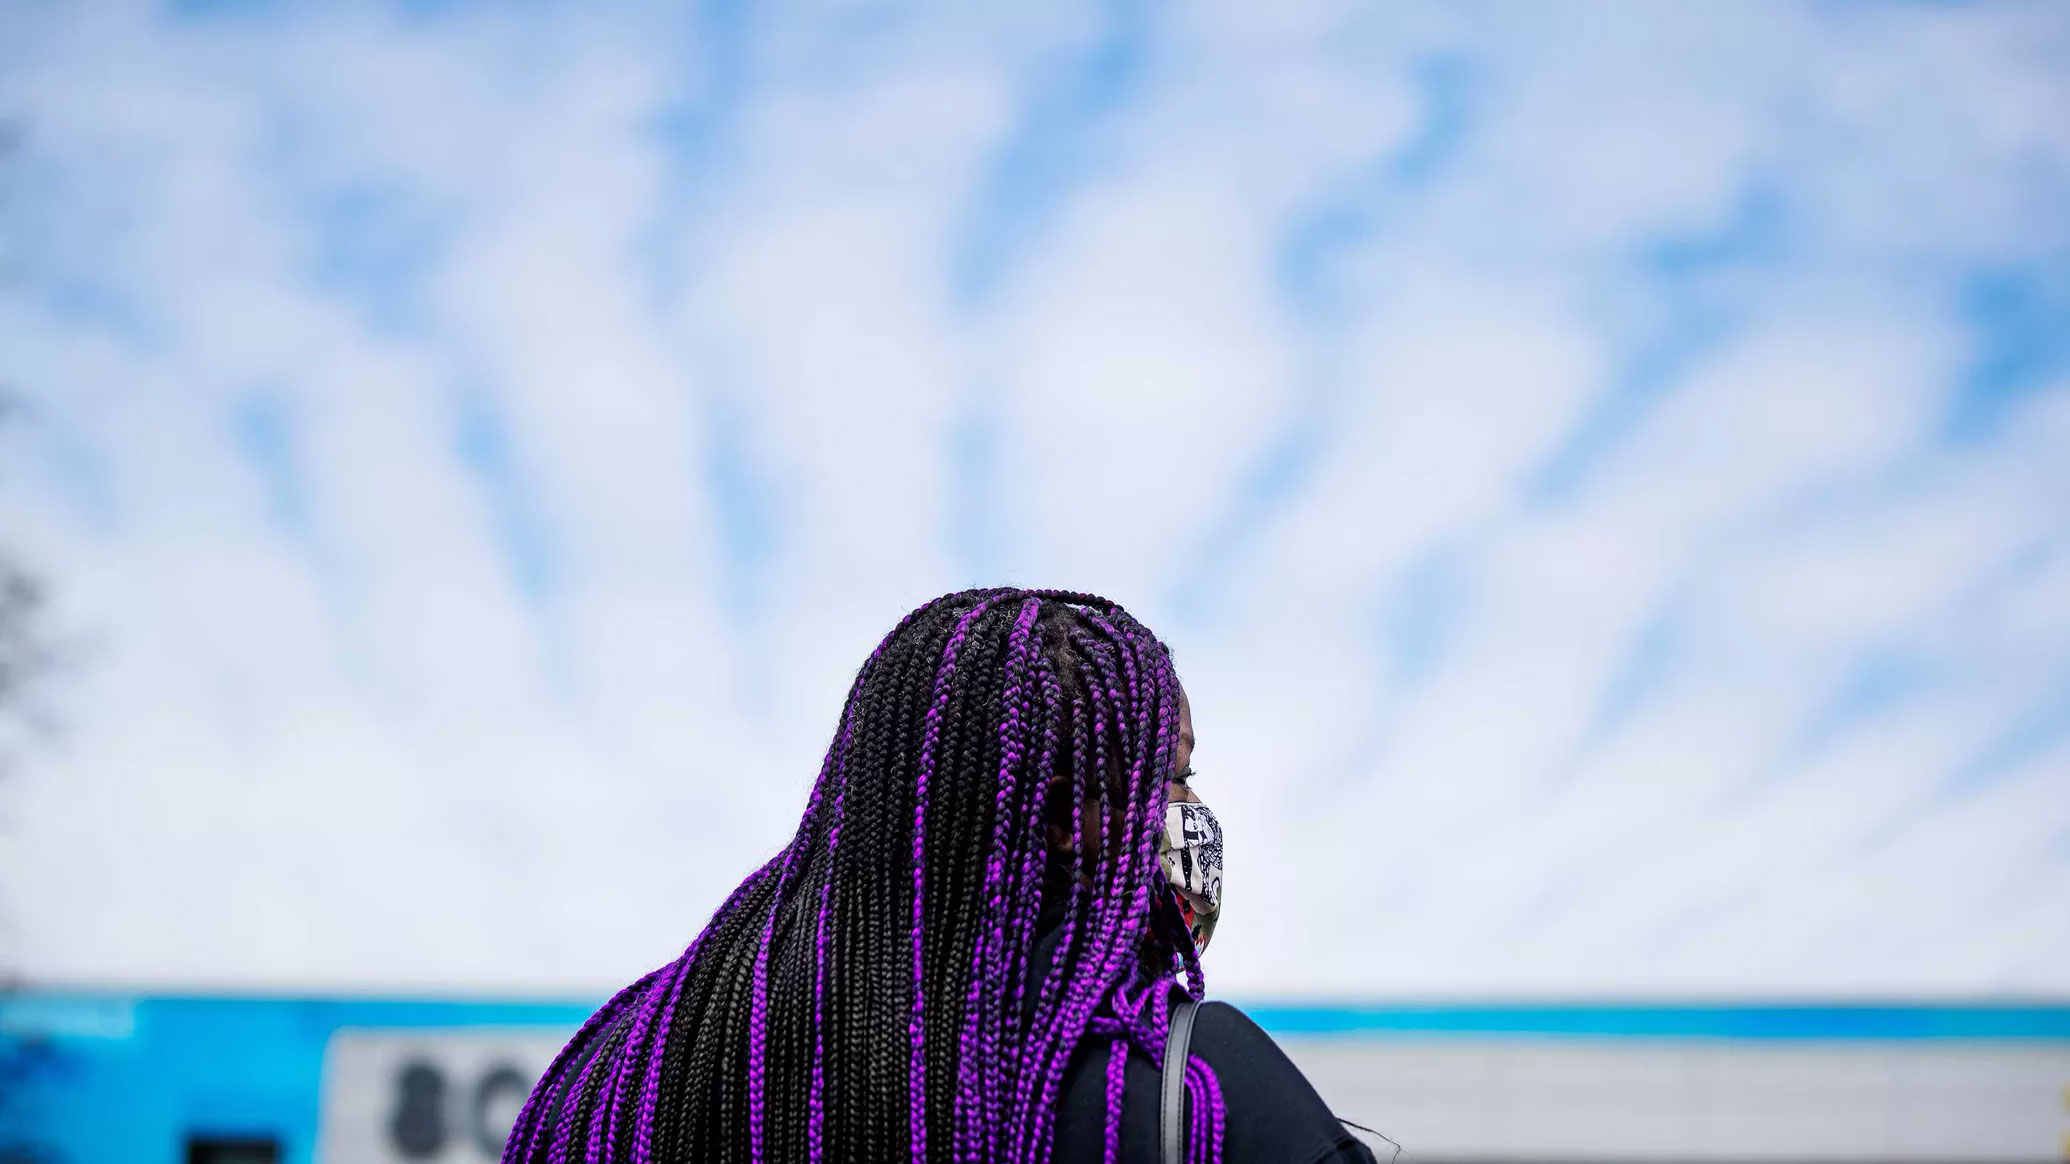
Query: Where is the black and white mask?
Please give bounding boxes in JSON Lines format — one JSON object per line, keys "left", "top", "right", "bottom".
{"left": 1156, "top": 800, "right": 1222, "bottom": 955}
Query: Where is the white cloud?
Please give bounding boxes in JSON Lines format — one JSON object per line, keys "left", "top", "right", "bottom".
{"left": 1, "top": 0, "right": 2065, "bottom": 997}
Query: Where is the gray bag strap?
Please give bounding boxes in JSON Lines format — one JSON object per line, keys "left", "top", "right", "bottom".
{"left": 1160, "top": 999, "right": 1200, "bottom": 1164}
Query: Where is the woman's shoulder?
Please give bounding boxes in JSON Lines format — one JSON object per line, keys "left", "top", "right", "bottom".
{"left": 1189, "top": 1000, "right": 1295, "bottom": 1065}
{"left": 1188, "top": 1001, "right": 1370, "bottom": 1161}
{"left": 1052, "top": 998, "right": 1376, "bottom": 1164}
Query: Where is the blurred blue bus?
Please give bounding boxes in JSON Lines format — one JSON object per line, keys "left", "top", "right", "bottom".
{"left": 5, "top": 992, "right": 2068, "bottom": 1163}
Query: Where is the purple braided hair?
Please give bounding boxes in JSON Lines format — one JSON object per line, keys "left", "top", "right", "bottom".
{"left": 502, "top": 970, "right": 658, "bottom": 1164}
{"left": 953, "top": 598, "right": 1039, "bottom": 1164}
{"left": 910, "top": 595, "right": 1008, "bottom": 1164}
{"left": 1100, "top": 1037, "right": 1127, "bottom": 1164}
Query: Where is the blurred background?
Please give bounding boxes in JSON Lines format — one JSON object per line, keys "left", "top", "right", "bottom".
{"left": 1, "top": 1, "right": 2067, "bottom": 1161}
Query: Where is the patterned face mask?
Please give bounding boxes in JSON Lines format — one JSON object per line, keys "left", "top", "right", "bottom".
{"left": 1157, "top": 800, "right": 1223, "bottom": 956}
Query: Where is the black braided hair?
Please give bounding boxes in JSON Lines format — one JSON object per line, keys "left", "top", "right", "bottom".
{"left": 506, "top": 588, "right": 1214, "bottom": 1164}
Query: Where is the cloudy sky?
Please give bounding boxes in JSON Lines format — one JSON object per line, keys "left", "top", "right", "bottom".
{"left": 1, "top": 0, "right": 2066, "bottom": 998}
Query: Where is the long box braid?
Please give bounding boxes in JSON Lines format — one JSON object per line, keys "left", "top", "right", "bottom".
{"left": 506, "top": 589, "right": 1224, "bottom": 1164}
